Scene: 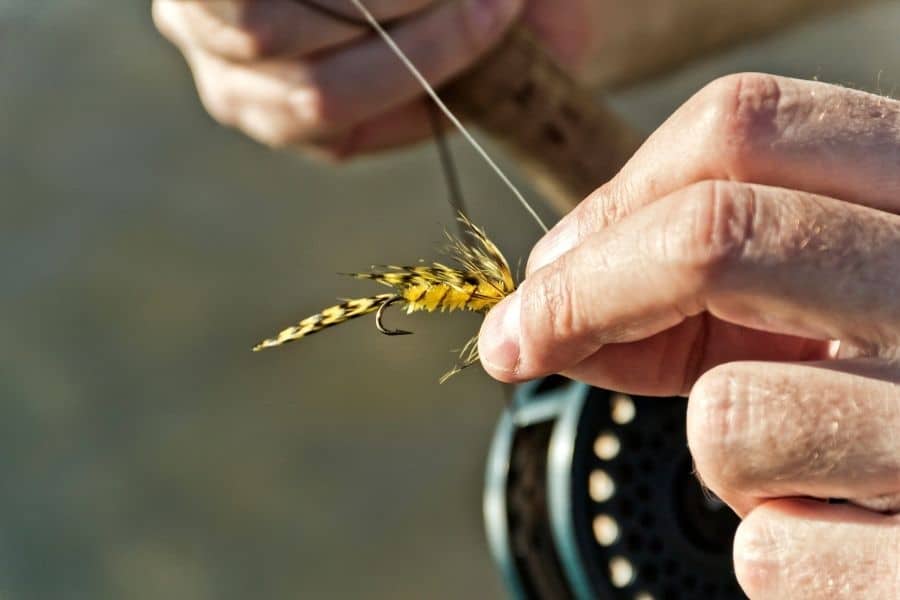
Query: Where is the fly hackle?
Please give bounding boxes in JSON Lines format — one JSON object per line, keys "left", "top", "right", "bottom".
{"left": 375, "top": 296, "right": 412, "bottom": 336}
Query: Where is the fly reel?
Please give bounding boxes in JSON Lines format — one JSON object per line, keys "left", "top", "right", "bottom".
{"left": 484, "top": 377, "right": 745, "bottom": 599}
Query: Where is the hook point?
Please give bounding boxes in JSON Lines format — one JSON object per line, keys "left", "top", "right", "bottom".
{"left": 376, "top": 296, "right": 413, "bottom": 336}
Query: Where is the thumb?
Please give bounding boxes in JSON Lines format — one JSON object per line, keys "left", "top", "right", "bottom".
{"left": 477, "top": 187, "right": 709, "bottom": 382}
{"left": 477, "top": 240, "right": 633, "bottom": 382}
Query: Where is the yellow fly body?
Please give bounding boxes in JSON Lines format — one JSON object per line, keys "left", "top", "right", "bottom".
{"left": 252, "top": 214, "right": 515, "bottom": 381}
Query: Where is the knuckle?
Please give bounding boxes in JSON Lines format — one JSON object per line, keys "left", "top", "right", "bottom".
{"left": 229, "top": 32, "right": 277, "bottom": 62}
{"left": 229, "top": 18, "right": 280, "bottom": 60}
{"left": 237, "top": 108, "right": 298, "bottom": 148}
{"left": 687, "top": 365, "right": 750, "bottom": 491}
{"left": 521, "top": 259, "right": 579, "bottom": 361}
{"left": 694, "top": 73, "right": 785, "bottom": 179}
{"left": 151, "top": 0, "right": 179, "bottom": 42}
{"left": 194, "top": 78, "right": 237, "bottom": 127}
{"left": 544, "top": 271, "right": 580, "bottom": 346}
{"left": 595, "top": 179, "right": 632, "bottom": 227}
{"left": 189, "top": 57, "right": 240, "bottom": 126}
{"left": 257, "top": 130, "right": 296, "bottom": 149}
{"left": 193, "top": 2, "right": 276, "bottom": 61}
{"left": 203, "top": 96, "right": 236, "bottom": 127}
{"left": 254, "top": 126, "right": 297, "bottom": 149}
{"left": 213, "top": 30, "right": 270, "bottom": 64}
{"left": 664, "top": 180, "right": 757, "bottom": 282}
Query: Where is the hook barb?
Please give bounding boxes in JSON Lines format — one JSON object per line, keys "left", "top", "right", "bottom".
{"left": 376, "top": 296, "right": 413, "bottom": 336}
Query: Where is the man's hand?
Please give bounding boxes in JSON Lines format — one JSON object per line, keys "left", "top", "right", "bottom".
{"left": 478, "top": 73, "right": 900, "bottom": 598}
{"left": 154, "top": 1, "right": 868, "bottom": 160}
{"left": 153, "top": 0, "right": 534, "bottom": 157}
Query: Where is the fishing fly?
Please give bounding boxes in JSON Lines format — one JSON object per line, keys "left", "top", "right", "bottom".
{"left": 253, "top": 0, "right": 547, "bottom": 381}
{"left": 253, "top": 214, "right": 515, "bottom": 382}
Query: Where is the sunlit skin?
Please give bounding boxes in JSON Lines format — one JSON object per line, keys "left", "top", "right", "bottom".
{"left": 152, "top": 0, "right": 858, "bottom": 158}
{"left": 479, "top": 74, "right": 900, "bottom": 599}
{"left": 154, "top": 2, "right": 900, "bottom": 597}
{"left": 154, "top": 0, "right": 531, "bottom": 156}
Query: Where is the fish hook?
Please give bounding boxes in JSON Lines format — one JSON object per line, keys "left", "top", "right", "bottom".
{"left": 376, "top": 296, "right": 413, "bottom": 336}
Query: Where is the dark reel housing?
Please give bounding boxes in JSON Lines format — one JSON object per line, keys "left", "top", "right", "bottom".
{"left": 485, "top": 378, "right": 745, "bottom": 599}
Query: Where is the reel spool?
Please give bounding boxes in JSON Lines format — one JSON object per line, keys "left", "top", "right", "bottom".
{"left": 484, "top": 377, "right": 744, "bottom": 599}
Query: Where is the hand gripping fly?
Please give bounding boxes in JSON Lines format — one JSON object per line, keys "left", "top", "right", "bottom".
{"left": 253, "top": 214, "right": 516, "bottom": 382}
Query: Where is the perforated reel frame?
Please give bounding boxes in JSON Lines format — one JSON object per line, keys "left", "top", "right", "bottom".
{"left": 484, "top": 377, "right": 745, "bottom": 599}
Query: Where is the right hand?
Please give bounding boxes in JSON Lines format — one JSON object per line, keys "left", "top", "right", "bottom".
{"left": 153, "top": 0, "right": 525, "bottom": 159}
{"left": 477, "top": 74, "right": 900, "bottom": 597}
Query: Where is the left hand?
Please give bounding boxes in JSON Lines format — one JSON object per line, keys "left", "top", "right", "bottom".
{"left": 478, "top": 73, "right": 900, "bottom": 599}
{"left": 153, "top": 0, "right": 597, "bottom": 158}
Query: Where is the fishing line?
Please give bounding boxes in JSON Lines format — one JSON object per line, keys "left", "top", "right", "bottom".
{"left": 348, "top": 0, "right": 548, "bottom": 233}
{"left": 295, "top": 0, "right": 468, "bottom": 234}
{"left": 299, "top": 0, "right": 548, "bottom": 233}
{"left": 425, "top": 100, "right": 467, "bottom": 222}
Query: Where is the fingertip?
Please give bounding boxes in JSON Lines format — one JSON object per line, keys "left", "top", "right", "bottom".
{"left": 733, "top": 507, "right": 782, "bottom": 598}
{"left": 736, "top": 498, "right": 900, "bottom": 599}
{"left": 151, "top": 0, "right": 176, "bottom": 41}
{"left": 478, "top": 293, "right": 522, "bottom": 381}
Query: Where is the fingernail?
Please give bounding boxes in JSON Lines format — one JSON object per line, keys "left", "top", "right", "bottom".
{"left": 479, "top": 292, "right": 521, "bottom": 376}
{"left": 466, "top": 0, "right": 522, "bottom": 41}
{"left": 527, "top": 217, "right": 577, "bottom": 275}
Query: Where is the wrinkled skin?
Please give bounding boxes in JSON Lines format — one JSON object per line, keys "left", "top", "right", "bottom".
{"left": 478, "top": 73, "right": 900, "bottom": 599}
{"left": 154, "top": 4, "right": 900, "bottom": 597}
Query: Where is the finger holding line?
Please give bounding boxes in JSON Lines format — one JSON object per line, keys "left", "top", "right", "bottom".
{"left": 301, "top": 0, "right": 522, "bottom": 134}
{"left": 154, "top": 0, "right": 436, "bottom": 61}
{"left": 479, "top": 180, "right": 900, "bottom": 383}
{"left": 165, "top": 0, "right": 522, "bottom": 148}
{"left": 186, "top": 46, "right": 441, "bottom": 152}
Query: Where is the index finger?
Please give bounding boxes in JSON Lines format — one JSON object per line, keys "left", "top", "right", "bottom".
{"left": 527, "top": 74, "right": 900, "bottom": 274}
{"left": 479, "top": 181, "right": 900, "bottom": 382}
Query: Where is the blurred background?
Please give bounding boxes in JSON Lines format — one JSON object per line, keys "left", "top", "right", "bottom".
{"left": 1, "top": 2, "right": 899, "bottom": 598}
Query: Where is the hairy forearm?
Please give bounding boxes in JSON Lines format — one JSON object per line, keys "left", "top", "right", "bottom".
{"left": 568, "top": 0, "right": 880, "bottom": 87}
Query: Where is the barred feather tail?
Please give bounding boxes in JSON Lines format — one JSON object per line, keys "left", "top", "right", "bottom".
{"left": 252, "top": 293, "right": 396, "bottom": 351}
{"left": 346, "top": 264, "right": 467, "bottom": 290}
